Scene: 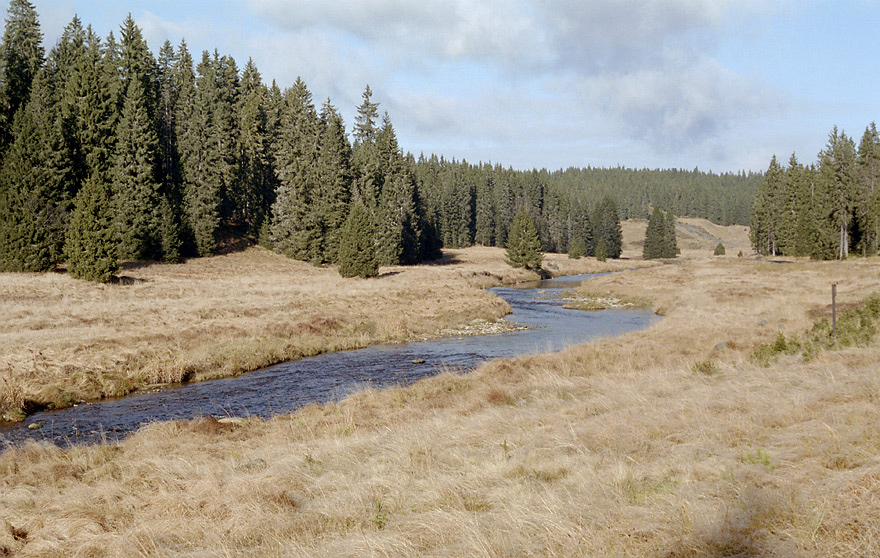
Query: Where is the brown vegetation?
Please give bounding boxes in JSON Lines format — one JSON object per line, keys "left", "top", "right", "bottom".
{"left": 3, "top": 225, "right": 880, "bottom": 556}
{"left": 0, "top": 244, "right": 617, "bottom": 421}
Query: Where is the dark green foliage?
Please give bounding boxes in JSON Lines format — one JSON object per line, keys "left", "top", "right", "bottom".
{"left": 337, "top": 200, "right": 377, "bottom": 278}
{"left": 0, "top": 0, "right": 44, "bottom": 150}
{"left": 0, "top": 73, "right": 73, "bottom": 271}
{"left": 714, "top": 242, "right": 725, "bottom": 256}
{"left": 314, "top": 99, "right": 352, "bottom": 262}
{"left": 568, "top": 237, "right": 587, "bottom": 259}
{"left": 643, "top": 207, "right": 666, "bottom": 259}
{"left": 267, "top": 77, "right": 320, "bottom": 261}
{"left": 65, "top": 174, "right": 117, "bottom": 281}
{"left": 505, "top": 207, "right": 543, "bottom": 270}
{"left": 750, "top": 155, "right": 784, "bottom": 256}
{"left": 110, "top": 76, "right": 165, "bottom": 260}
{"left": 592, "top": 195, "right": 622, "bottom": 259}
{"left": 751, "top": 125, "right": 879, "bottom": 260}
{"left": 595, "top": 238, "right": 607, "bottom": 262}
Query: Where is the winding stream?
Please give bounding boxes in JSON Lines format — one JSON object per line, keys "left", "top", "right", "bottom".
{"left": 0, "top": 273, "right": 659, "bottom": 448}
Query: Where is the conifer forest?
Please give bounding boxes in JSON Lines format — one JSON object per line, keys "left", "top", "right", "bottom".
{"left": 750, "top": 124, "right": 880, "bottom": 260}
{"left": 0, "top": 1, "right": 766, "bottom": 281}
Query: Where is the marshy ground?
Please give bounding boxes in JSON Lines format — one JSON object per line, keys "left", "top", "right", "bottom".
{"left": 2, "top": 220, "right": 879, "bottom": 556}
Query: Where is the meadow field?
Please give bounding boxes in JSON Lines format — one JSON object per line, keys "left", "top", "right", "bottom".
{"left": 2, "top": 221, "right": 880, "bottom": 556}
{"left": 0, "top": 240, "right": 635, "bottom": 422}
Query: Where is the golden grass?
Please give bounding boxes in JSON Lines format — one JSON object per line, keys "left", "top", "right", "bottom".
{"left": 3, "top": 234, "right": 880, "bottom": 556}
{"left": 0, "top": 245, "right": 619, "bottom": 421}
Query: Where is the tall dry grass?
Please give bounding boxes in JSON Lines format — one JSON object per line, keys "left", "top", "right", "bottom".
{"left": 2, "top": 241, "right": 880, "bottom": 556}
{"left": 0, "top": 245, "right": 619, "bottom": 421}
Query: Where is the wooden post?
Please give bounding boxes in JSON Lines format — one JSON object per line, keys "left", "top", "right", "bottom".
{"left": 832, "top": 283, "right": 837, "bottom": 338}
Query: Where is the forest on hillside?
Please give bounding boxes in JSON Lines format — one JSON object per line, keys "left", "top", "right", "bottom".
{"left": 0, "top": 1, "right": 760, "bottom": 281}
{"left": 751, "top": 124, "right": 880, "bottom": 259}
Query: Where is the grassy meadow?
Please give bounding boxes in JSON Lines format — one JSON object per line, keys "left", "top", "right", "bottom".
{"left": 3, "top": 220, "right": 880, "bottom": 556}
{"left": 0, "top": 242, "right": 629, "bottom": 422}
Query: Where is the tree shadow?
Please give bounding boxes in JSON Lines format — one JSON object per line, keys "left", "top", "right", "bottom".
{"left": 424, "top": 252, "right": 464, "bottom": 266}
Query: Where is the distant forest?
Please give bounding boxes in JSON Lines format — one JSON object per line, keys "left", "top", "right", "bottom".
{"left": 751, "top": 124, "right": 880, "bottom": 260}
{"left": 0, "top": 1, "right": 760, "bottom": 280}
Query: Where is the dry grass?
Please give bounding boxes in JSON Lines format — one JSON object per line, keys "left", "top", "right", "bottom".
{"left": 3, "top": 233, "right": 880, "bottom": 556}
{"left": 0, "top": 245, "right": 617, "bottom": 421}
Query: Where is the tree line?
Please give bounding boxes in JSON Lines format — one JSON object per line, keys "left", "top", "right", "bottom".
{"left": 751, "top": 124, "right": 880, "bottom": 259}
{"left": 0, "top": 1, "right": 761, "bottom": 281}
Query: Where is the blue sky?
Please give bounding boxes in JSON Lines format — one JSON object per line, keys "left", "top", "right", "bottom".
{"left": 29, "top": 0, "right": 880, "bottom": 173}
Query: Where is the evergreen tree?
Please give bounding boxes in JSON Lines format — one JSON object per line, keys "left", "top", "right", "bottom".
{"left": 662, "top": 209, "right": 679, "bottom": 258}
{"left": 643, "top": 206, "right": 666, "bottom": 259}
{"left": 314, "top": 99, "right": 352, "bottom": 263}
{"left": 750, "top": 155, "right": 784, "bottom": 256}
{"left": 267, "top": 77, "right": 320, "bottom": 261}
{"left": 375, "top": 113, "right": 420, "bottom": 265}
{"left": 65, "top": 174, "right": 117, "bottom": 281}
{"left": 855, "top": 123, "right": 880, "bottom": 255}
{"left": 568, "top": 236, "right": 587, "bottom": 259}
{"left": 505, "top": 206, "right": 543, "bottom": 270}
{"left": 818, "top": 127, "right": 857, "bottom": 259}
{"left": 351, "top": 84, "right": 381, "bottom": 208}
{"left": 0, "top": 72, "right": 73, "bottom": 271}
{"left": 110, "top": 76, "right": 164, "bottom": 260}
{"left": 592, "top": 195, "right": 622, "bottom": 258}
{"left": 0, "top": 0, "right": 44, "bottom": 150}
{"left": 337, "top": 199, "right": 378, "bottom": 278}
{"left": 714, "top": 242, "right": 725, "bottom": 256}
{"left": 235, "top": 58, "right": 274, "bottom": 235}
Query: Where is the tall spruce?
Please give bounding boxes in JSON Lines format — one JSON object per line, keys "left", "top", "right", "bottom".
{"left": 315, "top": 99, "right": 352, "bottom": 262}
{"left": 643, "top": 206, "right": 666, "bottom": 259}
{"left": 65, "top": 174, "right": 117, "bottom": 281}
{"left": 819, "top": 127, "right": 857, "bottom": 259}
{"left": 592, "top": 195, "right": 622, "bottom": 259}
{"left": 267, "top": 77, "right": 320, "bottom": 261}
{"left": 375, "top": 113, "right": 420, "bottom": 265}
{"left": 855, "top": 123, "right": 880, "bottom": 255}
{"left": 235, "top": 58, "right": 274, "bottom": 235}
{"left": 505, "top": 206, "right": 543, "bottom": 270}
{"left": 110, "top": 76, "right": 164, "bottom": 260}
{"left": 750, "top": 155, "right": 784, "bottom": 256}
{"left": 0, "top": 0, "right": 43, "bottom": 150}
{"left": 337, "top": 199, "right": 378, "bottom": 278}
{"left": 0, "top": 72, "right": 73, "bottom": 271}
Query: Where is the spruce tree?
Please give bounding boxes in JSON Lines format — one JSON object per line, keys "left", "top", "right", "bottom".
{"left": 505, "top": 206, "right": 543, "bottom": 270}
{"left": 315, "top": 99, "right": 352, "bottom": 262}
{"left": 0, "top": 0, "right": 44, "bottom": 150}
{"left": 267, "top": 77, "right": 321, "bottom": 261}
{"left": 337, "top": 200, "right": 378, "bottom": 278}
{"left": 110, "top": 76, "right": 164, "bottom": 260}
{"left": 592, "top": 195, "right": 622, "bottom": 259}
{"left": 375, "top": 114, "right": 420, "bottom": 265}
{"left": 65, "top": 174, "right": 117, "bottom": 282}
{"left": 750, "top": 155, "right": 784, "bottom": 256}
{"left": 855, "top": 123, "right": 880, "bottom": 255}
{"left": 662, "top": 209, "right": 679, "bottom": 258}
{"left": 568, "top": 236, "right": 587, "bottom": 259}
{"left": 235, "top": 58, "right": 275, "bottom": 235}
{"left": 643, "top": 206, "right": 665, "bottom": 259}
{"left": 0, "top": 72, "right": 73, "bottom": 271}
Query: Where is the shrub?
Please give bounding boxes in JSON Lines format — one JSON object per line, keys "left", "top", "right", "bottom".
{"left": 714, "top": 242, "right": 726, "bottom": 256}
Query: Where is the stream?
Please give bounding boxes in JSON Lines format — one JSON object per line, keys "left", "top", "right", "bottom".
{"left": 0, "top": 273, "right": 659, "bottom": 448}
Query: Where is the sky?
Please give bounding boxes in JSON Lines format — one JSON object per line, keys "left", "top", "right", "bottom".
{"left": 27, "top": 0, "right": 880, "bottom": 173}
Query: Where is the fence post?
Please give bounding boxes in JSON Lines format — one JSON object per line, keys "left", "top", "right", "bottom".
{"left": 832, "top": 283, "right": 837, "bottom": 338}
